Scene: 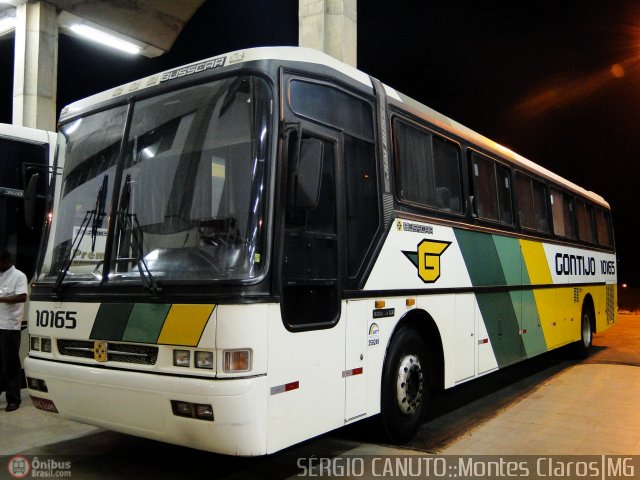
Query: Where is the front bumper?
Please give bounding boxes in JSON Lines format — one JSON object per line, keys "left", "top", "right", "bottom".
{"left": 24, "top": 356, "right": 268, "bottom": 456}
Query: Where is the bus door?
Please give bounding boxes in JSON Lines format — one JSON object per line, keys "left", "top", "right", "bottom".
{"left": 276, "top": 122, "right": 348, "bottom": 437}
{"left": 280, "top": 122, "right": 343, "bottom": 330}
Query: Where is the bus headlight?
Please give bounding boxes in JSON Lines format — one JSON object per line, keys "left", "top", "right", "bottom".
{"left": 195, "top": 351, "right": 214, "bottom": 369}
{"left": 30, "top": 336, "right": 52, "bottom": 353}
{"left": 223, "top": 349, "right": 251, "bottom": 373}
{"left": 173, "top": 349, "right": 190, "bottom": 367}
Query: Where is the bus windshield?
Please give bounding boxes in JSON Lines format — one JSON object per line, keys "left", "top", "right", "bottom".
{"left": 40, "top": 75, "right": 272, "bottom": 285}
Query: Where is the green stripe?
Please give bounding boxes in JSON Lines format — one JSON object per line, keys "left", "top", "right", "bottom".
{"left": 493, "top": 235, "right": 522, "bottom": 286}
{"left": 476, "top": 292, "right": 523, "bottom": 367}
{"left": 455, "top": 230, "right": 524, "bottom": 366}
{"left": 122, "top": 303, "right": 171, "bottom": 343}
{"left": 454, "top": 229, "right": 506, "bottom": 286}
{"left": 91, "top": 303, "right": 133, "bottom": 341}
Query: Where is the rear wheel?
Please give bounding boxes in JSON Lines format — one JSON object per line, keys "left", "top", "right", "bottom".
{"left": 379, "top": 327, "right": 429, "bottom": 443}
{"left": 572, "top": 307, "right": 593, "bottom": 359}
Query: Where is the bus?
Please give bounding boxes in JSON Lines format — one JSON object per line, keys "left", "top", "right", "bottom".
{"left": 0, "top": 123, "right": 56, "bottom": 280}
{"left": 24, "top": 47, "right": 616, "bottom": 456}
{"left": 0, "top": 123, "right": 56, "bottom": 369}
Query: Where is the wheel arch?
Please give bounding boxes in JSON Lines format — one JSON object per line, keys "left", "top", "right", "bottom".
{"left": 386, "top": 308, "right": 445, "bottom": 391}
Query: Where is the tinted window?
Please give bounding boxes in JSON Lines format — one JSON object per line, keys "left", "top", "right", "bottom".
{"left": 550, "top": 188, "right": 575, "bottom": 239}
{"left": 532, "top": 180, "right": 549, "bottom": 232}
{"left": 575, "top": 200, "right": 595, "bottom": 243}
{"left": 393, "top": 119, "right": 462, "bottom": 213}
{"left": 344, "top": 136, "right": 378, "bottom": 277}
{"left": 595, "top": 209, "right": 613, "bottom": 247}
{"left": 515, "top": 173, "right": 549, "bottom": 233}
{"left": 471, "top": 152, "right": 513, "bottom": 224}
{"left": 289, "top": 80, "right": 374, "bottom": 141}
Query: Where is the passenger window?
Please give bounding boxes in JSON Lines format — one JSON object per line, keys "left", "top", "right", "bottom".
{"left": 550, "top": 188, "right": 576, "bottom": 239}
{"left": 595, "top": 209, "right": 613, "bottom": 247}
{"left": 470, "top": 152, "right": 513, "bottom": 225}
{"left": 393, "top": 119, "right": 462, "bottom": 213}
{"left": 575, "top": 200, "right": 595, "bottom": 243}
{"left": 515, "top": 173, "right": 549, "bottom": 233}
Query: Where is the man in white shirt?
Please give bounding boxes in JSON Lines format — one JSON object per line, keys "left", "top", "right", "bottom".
{"left": 0, "top": 250, "right": 28, "bottom": 412}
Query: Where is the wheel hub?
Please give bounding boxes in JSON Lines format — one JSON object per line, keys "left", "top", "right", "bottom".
{"left": 396, "top": 354, "right": 424, "bottom": 415}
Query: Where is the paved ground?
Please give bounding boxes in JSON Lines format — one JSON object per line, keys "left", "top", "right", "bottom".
{"left": 0, "top": 314, "right": 638, "bottom": 478}
{"left": 433, "top": 313, "right": 640, "bottom": 455}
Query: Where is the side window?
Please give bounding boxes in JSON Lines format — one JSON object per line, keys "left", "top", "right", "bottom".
{"left": 515, "top": 173, "right": 549, "bottom": 233}
{"left": 550, "top": 188, "right": 576, "bottom": 239}
{"left": 393, "top": 118, "right": 462, "bottom": 213}
{"left": 344, "top": 136, "right": 378, "bottom": 277}
{"left": 288, "top": 78, "right": 379, "bottom": 279}
{"left": 532, "top": 180, "right": 550, "bottom": 232}
{"left": 470, "top": 152, "right": 513, "bottom": 224}
{"left": 289, "top": 79, "right": 373, "bottom": 140}
{"left": 575, "top": 200, "right": 595, "bottom": 243}
{"left": 595, "top": 209, "right": 613, "bottom": 247}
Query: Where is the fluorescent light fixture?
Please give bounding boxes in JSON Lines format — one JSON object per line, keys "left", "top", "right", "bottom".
{"left": 69, "top": 23, "right": 141, "bottom": 55}
{"left": 0, "top": 15, "right": 15, "bottom": 36}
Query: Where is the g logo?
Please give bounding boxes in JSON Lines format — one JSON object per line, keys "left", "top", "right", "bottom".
{"left": 403, "top": 240, "right": 451, "bottom": 283}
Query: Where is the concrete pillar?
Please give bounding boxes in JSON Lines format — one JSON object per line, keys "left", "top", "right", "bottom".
{"left": 13, "top": 1, "right": 58, "bottom": 131}
{"left": 299, "top": 0, "right": 357, "bottom": 67}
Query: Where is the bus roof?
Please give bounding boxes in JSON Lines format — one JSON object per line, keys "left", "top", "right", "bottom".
{"left": 59, "top": 46, "right": 609, "bottom": 209}
{"left": 0, "top": 123, "right": 56, "bottom": 145}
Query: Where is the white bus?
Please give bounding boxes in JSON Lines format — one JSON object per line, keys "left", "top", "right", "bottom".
{"left": 25, "top": 47, "right": 616, "bottom": 455}
{"left": 0, "top": 123, "right": 56, "bottom": 366}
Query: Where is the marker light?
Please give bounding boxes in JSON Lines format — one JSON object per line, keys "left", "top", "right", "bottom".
{"left": 173, "top": 350, "right": 190, "bottom": 367}
{"left": 223, "top": 349, "right": 251, "bottom": 373}
{"left": 30, "top": 336, "right": 41, "bottom": 351}
{"left": 69, "top": 24, "right": 141, "bottom": 55}
{"left": 41, "top": 337, "right": 52, "bottom": 353}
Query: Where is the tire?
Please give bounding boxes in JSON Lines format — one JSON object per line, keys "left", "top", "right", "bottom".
{"left": 572, "top": 306, "right": 593, "bottom": 359}
{"left": 379, "top": 327, "right": 429, "bottom": 443}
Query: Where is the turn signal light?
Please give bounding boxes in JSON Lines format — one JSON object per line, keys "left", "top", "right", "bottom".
{"left": 223, "top": 349, "right": 251, "bottom": 373}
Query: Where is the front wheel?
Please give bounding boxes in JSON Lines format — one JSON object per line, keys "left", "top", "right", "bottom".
{"left": 379, "top": 327, "right": 429, "bottom": 443}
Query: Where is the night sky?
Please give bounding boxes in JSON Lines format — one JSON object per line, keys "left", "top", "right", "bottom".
{"left": 1, "top": 0, "right": 637, "bottom": 284}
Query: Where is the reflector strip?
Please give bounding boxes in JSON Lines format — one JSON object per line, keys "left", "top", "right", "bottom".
{"left": 478, "top": 338, "right": 489, "bottom": 345}
{"left": 342, "top": 367, "right": 364, "bottom": 378}
{"left": 518, "top": 329, "right": 528, "bottom": 335}
{"left": 270, "top": 381, "right": 299, "bottom": 395}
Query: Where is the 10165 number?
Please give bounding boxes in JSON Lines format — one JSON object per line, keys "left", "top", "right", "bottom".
{"left": 35, "top": 310, "right": 77, "bottom": 329}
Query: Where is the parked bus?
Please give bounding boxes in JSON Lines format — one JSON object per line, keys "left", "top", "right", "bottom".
{"left": 0, "top": 123, "right": 56, "bottom": 368}
{"left": 0, "top": 123, "right": 56, "bottom": 280}
{"left": 24, "top": 47, "right": 616, "bottom": 455}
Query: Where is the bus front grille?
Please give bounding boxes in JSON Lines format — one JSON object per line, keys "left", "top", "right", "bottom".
{"left": 57, "top": 339, "right": 159, "bottom": 365}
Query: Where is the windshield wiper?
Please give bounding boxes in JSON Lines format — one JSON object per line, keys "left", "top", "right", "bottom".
{"left": 116, "top": 174, "right": 161, "bottom": 296}
{"left": 53, "top": 175, "right": 109, "bottom": 293}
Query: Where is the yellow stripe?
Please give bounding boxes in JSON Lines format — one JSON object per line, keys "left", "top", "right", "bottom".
{"left": 519, "top": 239, "right": 559, "bottom": 349}
{"left": 519, "top": 239, "right": 551, "bottom": 284}
{"left": 157, "top": 304, "right": 215, "bottom": 346}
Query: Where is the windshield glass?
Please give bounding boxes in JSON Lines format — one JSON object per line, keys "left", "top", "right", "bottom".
{"left": 39, "top": 75, "right": 271, "bottom": 284}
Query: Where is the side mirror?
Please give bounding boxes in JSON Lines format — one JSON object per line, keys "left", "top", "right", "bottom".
{"left": 24, "top": 172, "right": 40, "bottom": 230}
{"left": 294, "top": 138, "right": 323, "bottom": 209}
